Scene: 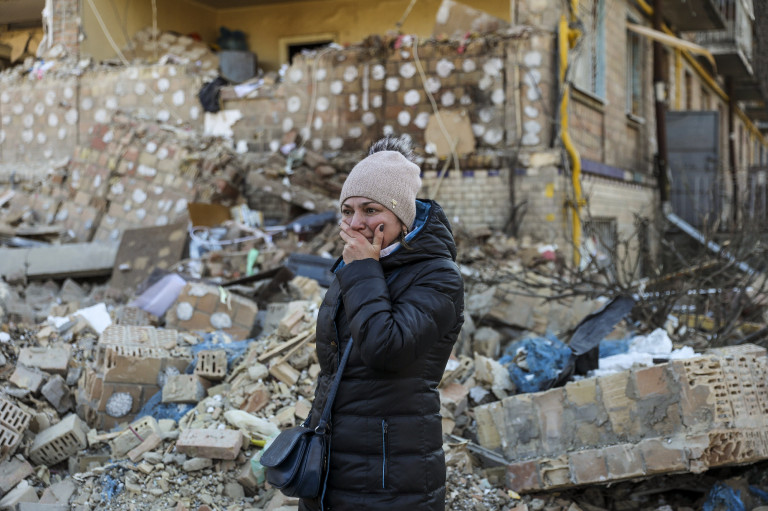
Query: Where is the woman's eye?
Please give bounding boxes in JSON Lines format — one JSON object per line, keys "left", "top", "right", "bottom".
{"left": 366, "top": 208, "right": 377, "bottom": 214}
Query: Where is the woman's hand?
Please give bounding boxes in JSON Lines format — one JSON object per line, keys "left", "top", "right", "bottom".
{"left": 340, "top": 222, "right": 385, "bottom": 264}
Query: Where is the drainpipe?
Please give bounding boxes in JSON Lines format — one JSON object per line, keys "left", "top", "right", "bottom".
{"left": 652, "top": 3, "right": 670, "bottom": 207}
{"left": 727, "top": 77, "right": 738, "bottom": 229}
{"left": 559, "top": 4, "right": 584, "bottom": 267}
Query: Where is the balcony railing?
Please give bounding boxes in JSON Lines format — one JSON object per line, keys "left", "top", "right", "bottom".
{"left": 695, "top": 0, "right": 755, "bottom": 76}
{"left": 663, "top": 0, "right": 728, "bottom": 31}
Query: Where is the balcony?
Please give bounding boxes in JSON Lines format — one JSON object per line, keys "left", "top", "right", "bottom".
{"left": 695, "top": 0, "right": 755, "bottom": 79}
{"left": 661, "top": 0, "right": 727, "bottom": 31}
{"left": 744, "top": 101, "right": 768, "bottom": 123}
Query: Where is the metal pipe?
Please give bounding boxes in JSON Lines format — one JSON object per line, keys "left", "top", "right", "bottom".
{"left": 665, "top": 211, "right": 756, "bottom": 275}
{"left": 653, "top": 2, "right": 670, "bottom": 205}
{"left": 558, "top": 12, "right": 584, "bottom": 268}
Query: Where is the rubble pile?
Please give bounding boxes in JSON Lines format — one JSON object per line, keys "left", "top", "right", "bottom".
{"left": 119, "top": 28, "right": 220, "bottom": 77}
{"left": 0, "top": 113, "right": 767, "bottom": 510}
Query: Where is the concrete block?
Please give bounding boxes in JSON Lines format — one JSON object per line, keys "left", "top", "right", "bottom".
{"left": 176, "top": 428, "right": 243, "bottom": 460}
{"left": 533, "top": 388, "right": 566, "bottom": 454}
{"left": 0, "top": 480, "right": 37, "bottom": 508}
{"left": 237, "top": 458, "right": 261, "bottom": 495}
{"left": 38, "top": 478, "right": 76, "bottom": 504}
{"left": 9, "top": 366, "right": 45, "bottom": 393}
{"left": 29, "top": 414, "right": 89, "bottom": 466}
{"left": 17, "top": 346, "right": 71, "bottom": 376}
{"left": 439, "top": 382, "right": 469, "bottom": 417}
{"left": 598, "top": 372, "right": 639, "bottom": 438}
{"left": 68, "top": 454, "right": 110, "bottom": 474}
{"left": 18, "top": 503, "right": 69, "bottom": 511}
{"left": 0, "top": 248, "right": 28, "bottom": 279}
{"left": 182, "top": 457, "right": 213, "bottom": 472}
{"left": 24, "top": 242, "right": 119, "bottom": 279}
{"left": 162, "top": 374, "right": 210, "bottom": 403}
{"left": 0, "top": 455, "right": 34, "bottom": 494}
{"left": 41, "top": 375, "right": 72, "bottom": 413}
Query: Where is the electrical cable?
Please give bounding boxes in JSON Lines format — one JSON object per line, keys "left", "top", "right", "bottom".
{"left": 85, "top": 0, "right": 129, "bottom": 66}
{"left": 411, "top": 35, "right": 460, "bottom": 201}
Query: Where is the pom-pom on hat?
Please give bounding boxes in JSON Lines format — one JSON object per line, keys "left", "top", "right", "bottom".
{"left": 339, "top": 150, "right": 422, "bottom": 228}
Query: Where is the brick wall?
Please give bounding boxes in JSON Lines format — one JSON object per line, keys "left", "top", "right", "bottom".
{"left": 1, "top": 9, "right": 658, "bottom": 240}
{"left": 0, "top": 77, "right": 79, "bottom": 180}
{"left": 51, "top": 0, "right": 81, "bottom": 57}
{"left": 475, "top": 344, "right": 768, "bottom": 492}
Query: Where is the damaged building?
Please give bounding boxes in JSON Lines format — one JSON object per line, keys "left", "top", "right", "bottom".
{"left": 0, "top": 0, "right": 766, "bottom": 510}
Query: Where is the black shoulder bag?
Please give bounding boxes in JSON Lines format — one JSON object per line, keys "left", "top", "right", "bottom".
{"left": 260, "top": 336, "right": 353, "bottom": 499}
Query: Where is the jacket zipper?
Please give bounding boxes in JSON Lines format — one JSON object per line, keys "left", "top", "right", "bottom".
{"left": 381, "top": 419, "right": 389, "bottom": 489}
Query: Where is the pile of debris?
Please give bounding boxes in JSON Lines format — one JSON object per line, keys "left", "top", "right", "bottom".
{"left": 1, "top": 109, "right": 768, "bottom": 511}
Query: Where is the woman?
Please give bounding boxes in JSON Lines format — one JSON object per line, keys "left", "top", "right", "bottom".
{"left": 300, "top": 137, "right": 465, "bottom": 511}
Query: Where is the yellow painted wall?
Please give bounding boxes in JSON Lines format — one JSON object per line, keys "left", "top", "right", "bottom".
{"left": 81, "top": 0, "right": 215, "bottom": 61}
{"left": 216, "top": 0, "right": 509, "bottom": 71}
{"left": 82, "top": 0, "right": 509, "bottom": 70}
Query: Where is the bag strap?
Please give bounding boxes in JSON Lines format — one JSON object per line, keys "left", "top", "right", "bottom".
{"left": 315, "top": 336, "right": 353, "bottom": 433}
{"left": 314, "top": 264, "right": 405, "bottom": 433}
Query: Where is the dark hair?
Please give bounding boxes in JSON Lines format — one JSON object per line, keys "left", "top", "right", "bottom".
{"left": 368, "top": 135, "right": 416, "bottom": 163}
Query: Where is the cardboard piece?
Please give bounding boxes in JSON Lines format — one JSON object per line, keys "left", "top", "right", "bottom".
{"left": 425, "top": 109, "right": 476, "bottom": 158}
{"left": 187, "top": 203, "right": 233, "bottom": 227}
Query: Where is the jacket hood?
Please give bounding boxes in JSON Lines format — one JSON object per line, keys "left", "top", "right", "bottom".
{"left": 332, "top": 199, "right": 457, "bottom": 273}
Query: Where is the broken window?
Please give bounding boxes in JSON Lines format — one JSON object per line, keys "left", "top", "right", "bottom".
{"left": 278, "top": 33, "right": 335, "bottom": 65}
{"left": 572, "top": 0, "right": 606, "bottom": 99}
{"left": 583, "top": 216, "right": 617, "bottom": 272}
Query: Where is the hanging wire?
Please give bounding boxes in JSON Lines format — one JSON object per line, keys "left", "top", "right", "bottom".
{"left": 86, "top": 0, "right": 129, "bottom": 65}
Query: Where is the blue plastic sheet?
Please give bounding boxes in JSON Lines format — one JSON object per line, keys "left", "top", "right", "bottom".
{"left": 499, "top": 334, "right": 572, "bottom": 393}
{"left": 186, "top": 332, "right": 252, "bottom": 374}
{"left": 100, "top": 474, "right": 124, "bottom": 503}
{"left": 135, "top": 390, "right": 195, "bottom": 424}
{"left": 750, "top": 485, "right": 768, "bottom": 503}
{"left": 599, "top": 338, "right": 631, "bottom": 358}
{"left": 702, "top": 482, "right": 745, "bottom": 511}
{"left": 134, "top": 333, "right": 253, "bottom": 425}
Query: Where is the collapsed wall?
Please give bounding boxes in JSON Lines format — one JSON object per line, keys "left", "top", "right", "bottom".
{"left": 474, "top": 344, "right": 768, "bottom": 492}
{"left": 1, "top": 29, "right": 564, "bottom": 231}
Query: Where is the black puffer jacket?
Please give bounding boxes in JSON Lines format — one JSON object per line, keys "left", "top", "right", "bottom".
{"left": 299, "top": 200, "right": 465, "bottom": 511}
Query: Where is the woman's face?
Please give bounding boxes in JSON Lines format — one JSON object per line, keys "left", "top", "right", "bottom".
{"left": 341, "top": 197, "right": 404, "bottom": 249}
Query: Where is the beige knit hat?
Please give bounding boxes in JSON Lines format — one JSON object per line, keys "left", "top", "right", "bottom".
{"left": 339, "top": 151, "right": 422, "bottom": 228}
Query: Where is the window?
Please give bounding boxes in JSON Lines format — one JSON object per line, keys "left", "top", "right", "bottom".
{"left": 583, "top": 217, "right": 618, "bottom": 272}
{"left": 701, "top": 86, "right": 710, "bottom": 110}
{"left": 572, "top": 0, "right": 606, "bottom": 99}
{"left": 279, "top": 33, "right": 336, "bottom": 65}
{"left": 626, "top": 24, "right": 643, "bottom": 117}
{"left": 685, "top": 71, "right": 693, "bottom": 110}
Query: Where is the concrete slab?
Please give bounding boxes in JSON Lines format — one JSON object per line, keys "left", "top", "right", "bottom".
{"left": 21, "top": 242, "right": 118, "bottom": 279}
{"left": 110, "top": 223, "right": 187, "bottom": 292}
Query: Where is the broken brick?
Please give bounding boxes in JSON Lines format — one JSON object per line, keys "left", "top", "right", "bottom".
{"left": 175, "top": 428, "right": 243, "bottom": 460}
